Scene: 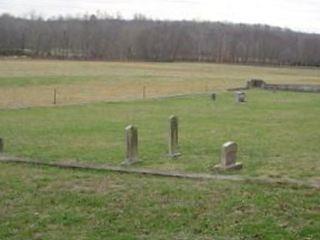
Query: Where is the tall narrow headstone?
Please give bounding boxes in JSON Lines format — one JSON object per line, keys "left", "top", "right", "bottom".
{"left": 168, "top": 115, "right": 181, "bottom": 157}
{"left": 235, "top": 91, "right": 246, "bottom": 103}
{"left": 214, "top": 141, "right": 243, "bottom": 170}
{"left": 122, "top": 125, "right": 139, "bottom": 165}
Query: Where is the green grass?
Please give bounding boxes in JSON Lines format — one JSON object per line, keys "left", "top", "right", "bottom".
{"left": 0, "top": 90, "right": 319, "bottom": 179}
{"left": 1, "top": 60, "right": 320, "bottom": 239}
{"left": 0, "top": 164, "right": 319, "bottom": 239}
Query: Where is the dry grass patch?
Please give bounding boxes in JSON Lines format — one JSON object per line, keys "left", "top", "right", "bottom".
{"left": 0, "top": 60, "right": 319, "bottom": 108}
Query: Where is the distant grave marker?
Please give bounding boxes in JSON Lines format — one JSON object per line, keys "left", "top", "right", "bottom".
{"left": 235, "top": 91, "right": 246, "bottom": 103}
{"left": 168, "top": 115, "right": 181, "bottom": 157}
{"left": 211, "top": 93, "right": 216, "bottom": 101}
{"left": 214, "top": 141, "right": 243, "bottom": 170}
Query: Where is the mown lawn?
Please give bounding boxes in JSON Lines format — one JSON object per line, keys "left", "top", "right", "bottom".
{"left": 0, "top": 90, "right": 319, "bottom": 179}
{"left": 0, "top": 164, "right": 319, "bottom": 240}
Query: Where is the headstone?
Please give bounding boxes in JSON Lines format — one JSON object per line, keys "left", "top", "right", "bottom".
{"left": 235, "top": 91, "right": 246, "bottom": 103}
{"left": 122, "top": 125, "right": 139, "bottom": 165}
{"left": 211, "top": 93, "right": 216, "bottom": 101}
{"left": 0, "top": 138, "right": 3, "bottom": 152}
{"left": 214, "top": 141, "right": 243, "bottom": 170}
{"left": 168, "top": 115, "right": 181, "bottom": 157}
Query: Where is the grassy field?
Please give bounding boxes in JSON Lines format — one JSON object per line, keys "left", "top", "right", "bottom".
{"left": 0, "top": 60, "right": 320, "bottom": 239}
{"left": 0, "top": 90, "right": 319, "bottom": 179}
{"left": 1, "top": 164, "right": 320, "bottom": 240}
{"left": 0, "top": 60, "right": 319, "bottom": 108}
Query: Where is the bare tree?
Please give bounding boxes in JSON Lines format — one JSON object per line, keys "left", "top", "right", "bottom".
{"left": 0, "top": 14, "right": 319, "bottom": 66}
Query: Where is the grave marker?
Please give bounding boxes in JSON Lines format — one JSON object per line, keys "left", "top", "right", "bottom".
{"left": 122, "top": 125, "right": 139, "bottom": 165}
{"left": 235, "top": 91, "right": 246, "bottom": 103}
{"left": 211, "top": 93, "right": 216, "bottom": 101}
{"left": 214, "top": 141, "right": 243, "bottom": 170}
{"left": 168, "top": 115, "right": 181, "bottom": 157}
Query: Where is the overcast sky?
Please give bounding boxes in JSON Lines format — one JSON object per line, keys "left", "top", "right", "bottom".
{"left": 1, "top": 0, "right": 320, "bottom": 33}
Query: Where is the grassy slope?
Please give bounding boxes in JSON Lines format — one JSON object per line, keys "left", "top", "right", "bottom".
{"left": 0, "top": 90, "right": 319, "bottom": 179}
{"left": 1, "top": 164, "right": 320, "bottom": 240}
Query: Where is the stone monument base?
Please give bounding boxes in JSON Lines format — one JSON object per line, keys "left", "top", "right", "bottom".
{"left": 213, "top": 162, "right": 243, "bottom": 171}
{"left": 168, "top": 152, "right": 182, "bottom": 158}
{"left": 121, "top": 159, "right": 141, "bottom": 166}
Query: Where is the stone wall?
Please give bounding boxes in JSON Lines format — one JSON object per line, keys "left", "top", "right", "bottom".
{"left": 262, "top": 84, "right": 320, "bottom": 93}
{"left": 246, "top": 79, "right": 320, "bottom": 93}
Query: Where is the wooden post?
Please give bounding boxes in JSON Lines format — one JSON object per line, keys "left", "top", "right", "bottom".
{"left": 168, "top": 115, "right": 181, "bottom": 157}
{"left": 0, "top": 138, "right": 3, "bottom": 152}
{"left": 53, "top": 88, "right": 57, "bottom": 105}
{"left": 143, "top": 86, "right": 146, "bottom": 99}
{"left": 205, "top": 83, "right": 209, "bottom": 92}
{"left": 122, "top": 125, "right": 139, "bottom": 165}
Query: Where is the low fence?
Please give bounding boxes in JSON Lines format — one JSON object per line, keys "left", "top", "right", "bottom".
{"left": 246, "top": 79, "right": 320, "bottom": 93}
{"left": 262, "top": 83, "right": 320, "bottom": 93}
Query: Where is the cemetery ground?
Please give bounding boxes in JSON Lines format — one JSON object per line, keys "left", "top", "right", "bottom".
{"left": 0, "top": 60, "right": 320, "bottom": 239}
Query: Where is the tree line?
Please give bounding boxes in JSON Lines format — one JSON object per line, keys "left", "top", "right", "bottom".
{"left": 1, "top": 13, "right": 320, "bottom": 66}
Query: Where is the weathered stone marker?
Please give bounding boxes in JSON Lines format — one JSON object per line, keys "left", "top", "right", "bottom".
{"left": 214, "top": 141, "right": 243, "bottom": 170}
{"left": 168, "top": 115, "right": 181, "bottom": 157}
{"left": 211, "top": 93, "right": 216, "bottom": 101}
{"left": 122, "top": 125, "right": 139, "bottom": 165}
{"left": 0, "top": 138, "right": 3, "bottom": 152}
{"left": 235, "top": 91, "right": 246, "bottom": 103}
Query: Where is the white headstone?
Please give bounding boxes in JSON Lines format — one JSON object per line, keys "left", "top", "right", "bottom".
{"left": 214, "top": 141, "right": 243, "bottom": 170}
{"left": 235, "top": 91, "right": 246, "bottom": 103}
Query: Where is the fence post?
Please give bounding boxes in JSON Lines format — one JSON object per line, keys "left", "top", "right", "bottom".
{"left": 53, "top": 88, "right": 57, "bottom": 105}
{"left": 0, "top": 138, "right": 3, "bottom": 152}
{"left": 143, "top": 86, "right": 146, "bottom": 99}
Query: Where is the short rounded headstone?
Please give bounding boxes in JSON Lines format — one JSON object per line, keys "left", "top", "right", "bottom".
{"left": 213, "top": 141, "right": 243, "bottom": 170}
{"left": 235, "top": 91, "right": 246, "bottom": 103}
